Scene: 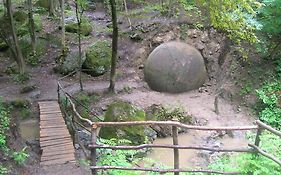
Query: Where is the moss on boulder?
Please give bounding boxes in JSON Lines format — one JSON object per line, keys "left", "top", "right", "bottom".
{"left": 35, "top": 0, "right": 49, "bottom": 9}
{"left": 55, "top": 51, "right": 86, "bottom": 75}
{"left": 82, "top": 40, "right": 111, "bottom": 76}
{"left": 99, "top": 101, "right": 147, "bottom": 145}
{"left": 65, "top": 19, "right": 93, "bottom": 36}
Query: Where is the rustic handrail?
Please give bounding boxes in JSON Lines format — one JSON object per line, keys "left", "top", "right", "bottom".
{"left": 255, "top": 120, "right": 281, "bottom": 137}
{"left": 89, "top": 144, "right": 254, "bottom": 152}
{"left": 92, "top": 121, "right": 258, "bottom": 130}
{"left": 90, "top": 166, "right": 240, "bottom": 174}
{"left": 57, "top": 82, "right": 93, "bottom": 126}
{"left": 56, "top": 81, "right": 281, "bottom": 175}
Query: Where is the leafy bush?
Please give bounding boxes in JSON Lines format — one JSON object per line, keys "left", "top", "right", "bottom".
{"left": 12, "top": 147, "right": 29, "bottom": 165}
{"left": 97, "top": 138, "right": 141, "bottom": 175}
{"left": 256, "top": 81, "right": 281, "bottom": 130}
{"left": 0, "top": 98, "right": 10, "bottom": 153}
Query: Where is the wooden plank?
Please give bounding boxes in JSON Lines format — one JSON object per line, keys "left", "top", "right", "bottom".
{"left": 40, "top": 132, "right": 70, "bottom": 138}
{"left": 40, "top": 121, "right": 66, "bottom": 126}
{"left": 40, "top": 138, "right": 72, "bottom": 147}
{"left": 40, "top": 135, "right": 71, "bottom": 142}
{"left": 40, "top": 125, "right": 67, "bottom": 129}
{"left": 40, "top": 157, "right": 75, "bottom": 166}
{"left": 41, "top": 142, "right": 73, "bottom": 150}
{"left": 42, "top": 145, "right": 74, "bottom": 153}
{"left": 40, "top": 111, "right": 62, "bottom": 115}
{"left": 40, "top": 139, "right": 72, "bottom": 147}
{"left": 40, "top": 137, "right": 72, "bottom": 144}
{"left": 41, "top": 152, "right": 75, "bottom": 162}
{"left": 40, "top": 128, "right": 68, "bottom": 132}
{"left": 42, "top": 149, "right": 75, "bottom": 157}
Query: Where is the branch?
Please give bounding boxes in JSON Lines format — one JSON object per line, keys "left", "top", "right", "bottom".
{"left": 248, "top": 144, "right": 281, "bottom": 166}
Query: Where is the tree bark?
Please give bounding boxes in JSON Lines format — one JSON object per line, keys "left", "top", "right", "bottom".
{"left": 49, "top": 0, "right": 55, "bottom": 16}
{"left": 6, "top": 0, "right": 25, "bottom": 74}
{"left": 75, "top": 0, "right": 83, "bottom": 91}
{"left": 60, "top": 0, "right": 66, "bottom": 55}
{"left": 27, "top": 0, "right": 36, "bottom": 54}
{"left": 109, "top": 0, "right": 118, "bottom": 93}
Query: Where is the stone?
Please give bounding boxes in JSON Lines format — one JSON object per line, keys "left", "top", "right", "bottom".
{"left": 82, "top": 40, "right": 111, "bottom": 76}
{"left": 20, "top": 84, "right": 36, "bottom": 94}
{"left": 65, "top": 19, "right": 93, "bottom": 36}
{"left": 55, "top": 51, "right": 86, "bottom": 75}
{"left": 144, "top": 42, "right": 207, "bottom": 93}
{"left": 99, "top": 101, "right": 147, "bottom": 145}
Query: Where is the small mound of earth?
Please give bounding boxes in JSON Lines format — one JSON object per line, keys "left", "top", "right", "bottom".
{"left": 144, "top": 42, "right": 207, "bottom": 93}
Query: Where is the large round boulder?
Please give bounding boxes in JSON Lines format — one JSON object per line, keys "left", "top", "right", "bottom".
{"left": 144, "top": 42, "right": 207, "bottom": 93}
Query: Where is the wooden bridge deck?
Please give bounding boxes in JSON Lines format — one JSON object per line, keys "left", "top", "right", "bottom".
{"left": 38, "top": 101, "right": 75, "bottom": 166}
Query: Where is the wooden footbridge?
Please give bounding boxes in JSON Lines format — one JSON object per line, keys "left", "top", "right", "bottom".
{"left": 38, "top": 101, "right": 75, "bottom": 166}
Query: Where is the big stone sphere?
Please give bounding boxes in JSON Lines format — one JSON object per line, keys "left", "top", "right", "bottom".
{"left": 144, "top": 42, "right": 207, "bottom": 93}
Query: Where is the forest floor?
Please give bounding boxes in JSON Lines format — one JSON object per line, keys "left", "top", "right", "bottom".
{"left": 0, "top": 2, "right": 265, "bottom": 174}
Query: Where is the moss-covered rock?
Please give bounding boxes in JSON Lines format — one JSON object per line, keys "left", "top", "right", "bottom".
{"left": 35, "top": 0, "right": 49, "bottom": 9}
{"left": 82, "top": 40, "right": 111, "bottom": 76}
{"left": 146, "top": 104, "right": 192, "bottom": 137}
{"left": 99, "top": 101, "right": 147, "bottom": 145}
{"left": 65, "top": 19, "right": 93, "bottom": 36}
{"left": 54, "top": 51, "right": 86, "bottom": 75}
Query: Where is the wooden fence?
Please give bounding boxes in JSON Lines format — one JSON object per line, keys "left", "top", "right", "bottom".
{"left": 57, "top": 82, "right": 281, "bottom": 175}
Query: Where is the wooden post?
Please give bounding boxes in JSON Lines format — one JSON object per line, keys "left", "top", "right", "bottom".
{"left": 91, "top": 124, "right": 98, "bottom": 175}
{"left": 172, "top": 119, "right": 179, "bottom": 175}
{"left": 57, "top": 84, "right": 60, "bottom": 103}
{"left": 254, "top": 125, "right": 263, "bottom": 147}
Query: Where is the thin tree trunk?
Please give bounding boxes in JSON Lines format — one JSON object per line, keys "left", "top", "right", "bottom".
{"left": 60, "top": 0, "right": 66, "bottom": 55}
{"left": 49, "top": 0, "right": 55, "bottom": 16}
{"left": 123, "top": 0, "right": 132, "bottom": 30}
{"left": 109, "top": 0, "right": 118, "bottom": 92}
{"left": 75, "top": 1, "right": 83, "bottom": 91}
{"left": 27, "top": 0, "right": 36, "bottom": 54}
{"left": 6, "top": 0, "right": 25, "bottom": 74}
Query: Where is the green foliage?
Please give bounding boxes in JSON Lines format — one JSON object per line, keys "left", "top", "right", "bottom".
{"left": 12, "top": 147, "right": 29, "bottom": 165}
{"left": 201, "top": 0, "right": 262, "bottom": 45}
{"left": 209, "top": 132, "right": 281, "bottom": 174}
{"left": 258, "top": 0, "right": 281, "bottom": 59}
{"left": 12, "top": 72, "right": 30, "bottom": 83}
{"left": 256, "top": 81, "right": 281, "bottom": 130}
{"left": 0, "top": 98, "right": 10, "bottom": 153}
{"left": 65, "top": 18, "right": 93, "bottom": 36}
{"left": 0, "top": 165, "right": 9, "bottom": 175}
{"left": 97, "top": 138, "right": 141, "bottom": 175}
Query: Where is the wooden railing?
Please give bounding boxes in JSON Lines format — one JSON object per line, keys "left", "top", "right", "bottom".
{"left": 57, "top": 81, "right": 281, "bottom": 175}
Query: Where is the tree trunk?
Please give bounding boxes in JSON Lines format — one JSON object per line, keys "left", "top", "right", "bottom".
{"left": 75, "top": 0, "right": 83, "bottom": 91}
{"left": 109, "top": 0, "right": 118, "bottom": 93}
{"left": 27, "top": 0, "right": 36, "bottom": 54}
{"left": 60, "top": 0, "right": 66, "bottom": 55}
{"left": 123, "top": 0, "right": 132, "bottom": 30}
{"left": 6, "top": 0, "right": 25, "bottom": 74}
{"left": 49, "top": 0, "right": 55, "bottom": 16}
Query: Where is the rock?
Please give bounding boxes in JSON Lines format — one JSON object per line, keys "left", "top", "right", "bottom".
{"left": 144, "top": 42, "right": 207, "bottom": 93}
{"left": 65, "top": 19, "right": 93, "bottom": 36}
{"left": 99, "top": 101, "right": 147, "bottom": 145}
{"left": 35, "top": 0, "right": 49, "bottom": 9}
{"left": 145, "top": 104, "right": 192, "bottom": 137}
{"left": 20, "top": 84, "right": 36, "bottom": 94}
{"left": 82, "top": 40, "right": 111, "bottom": 76}
{"left": 28, "top": 90, "right": 41, "bottom": 99}
{"left": 55, "top": 51, "right": 86, "bottom": 75}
